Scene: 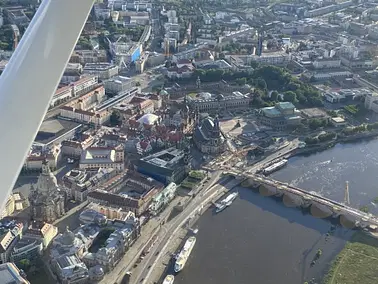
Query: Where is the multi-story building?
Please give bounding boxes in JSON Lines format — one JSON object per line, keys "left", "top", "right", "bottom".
{"left": 0, "top": 263, "right": 29, "bottom": 283}
{"left": 1, "top": 194, "right": 27, "bottom": 219}
{"left": 136, "top": 147, "right": 191, "bottom": 184}
{"left": 72, "top": 76, "right": 100, "bottom": 97}
{"left": 146, "top": 52, "right": 165, "bottom": 67}
{"left": 51, "top": 226, "right": 97, "bottom": 260}
{"left": 248, "top": 52, "right": 291, "bottom": 66}
{"left": 87, "top": 203, "right": 134, "bottom": 221}
{"left": 364, "top": 92, "right": 378, "bottom": 113}
{"left": 188, "top": 91, "right": 251, "bottom": 113}
{"left": 60, "top": 106, "right": 110, "bottom": 126}
{"left": 1, "top": 195, "right": 16, "bottom": 219}
{"left": 51, "top": 86, "right": 72, "bottom": 108}
{"left": 6, "top": 9, "right": 30, "bottom": 26}
{"left": 149, "top": 182, "right": 177, "bottom": 216}
{"left": 0, "top": 220, "right": 23, "bottom": 264}
{"left": 61, "top": 63, "right": 83, "bottom": 84}
{"left": 51, "top": 75, "right": 99, "bottom": 107}
{"left": 313, "top": 58, "right": 341, "bottom": 69}
{"left": 103, "top": 76, "right": 135, "bottom": 95}
{"left": 83, "top": 63, "right": 119, "bottom": 80}
{"left": 10, "top": 237, "right": 43, "bottom": 265}
{"left": 0, "top": 231, "right": 19, "bottom": 264}
{"left": 83, "top": 217, "right": 140, "bottom": 271}
{"left": 23, "top": 148, "right": 60, "bottom": 172}
{"left": 256, "top": 102, "right": 302, "bottom": 131}
{"left": 24, "top": 222, "right": 58, "bottom": 249}
{"left": 87, "top": 191, "right": 141, "bottom": 215}
{"left": 70, "top": 50, "right": 108, "bottom": 65}
{"left": 87, "top": 170, "right": 164, "bottom": 216}
{"left": 79, "top": 145, "right": 125, "bottom": 172}
{"left": 53, "top": 254, "right": 89, "bottom": 284}
{"left": 63, "top": 168, "right": 117, "bottom": 202}
{"left": 79, "top": 209, "right": 107, "bottom": 225}
{"left": 61, "top": 134, "right": 94, "bottom": 158}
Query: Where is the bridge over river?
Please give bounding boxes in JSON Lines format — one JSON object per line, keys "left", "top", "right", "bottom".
{"left": 227, "top": 170, "right": 378, "bottom": 229}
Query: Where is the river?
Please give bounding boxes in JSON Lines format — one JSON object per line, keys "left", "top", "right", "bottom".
{"left": 174, "top": 140, "right": 378, "bottom": 284}
{"left": 272, "top": 139, "right": 378, "bottom": 214}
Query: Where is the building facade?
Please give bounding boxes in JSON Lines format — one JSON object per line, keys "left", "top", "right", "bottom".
{"left": 29, "top": 161, "right": 65, "bottom": 223}
{"left": 193, "top": 116, "right": 227, "bottom": 154}
{"left": 256, "top": 102, "right": 302, "bottom": 130}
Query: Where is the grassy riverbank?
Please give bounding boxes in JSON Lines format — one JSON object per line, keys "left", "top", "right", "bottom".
{"left": 323, "top": 232, "right": 378, "bottom": 284}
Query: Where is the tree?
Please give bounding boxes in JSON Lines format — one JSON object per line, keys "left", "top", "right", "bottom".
{"left": 309, "top": 118, "right": 327, "bottom": 130}
{"left": 270, "top": 91, "right": 279, "bottom": 101}
{"left": 110, "top": 111, "right": 121, "bottom": 127}
{"left": 19, "top": 259, "right": 30, "bottom": 271}
{"left": 236, "top": 77, "right": 246, "bottom": 85}
{"left": 255, "top": 77, "right": 267, "bottom": 91}
{"left": 283, "top": 91, "right": 297, "bottom": 103}
{"left": 135, "top": 81, "right": 141, "bottom": 87}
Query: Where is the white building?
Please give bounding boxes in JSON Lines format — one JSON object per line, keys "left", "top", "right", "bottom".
{"left": 83, "top": 63, "right": 119, "bottom": 80}
{"left": 248, "top": 52, "right": 291, "bottom": 66}
{"left": 313, "top": 58, "right": 341, "bottom": 69}
{"left": 149, "top": 182, "right": 177, "bottom": 215}
{"left": 364, "top": 92, "right": 378, "bottom": 111}
{"left": 103, "top": 76, "right": 134, "bottom": 95}
{"left": 79, "top": 146, "right": 124, "bottom": 172}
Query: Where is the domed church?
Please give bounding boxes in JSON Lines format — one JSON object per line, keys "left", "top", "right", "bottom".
{"left": 29, "top": 159, "right": 65, "bottom": 223}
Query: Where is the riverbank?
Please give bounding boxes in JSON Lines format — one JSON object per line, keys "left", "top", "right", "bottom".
{"left": 323, "top": 231, "right": 378, "bottom": 284}
{"left": 292, "top": 131, "right": 378, "bottom": 157}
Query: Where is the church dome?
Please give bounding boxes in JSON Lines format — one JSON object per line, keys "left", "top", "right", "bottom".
{"left": 137, "top": 113, "right": 159, "bottom": 125}
{"left": 60, "top": 226, "right": 75, "bottom": 246}
{"left": 160, "top": 89, "right": 169, "bottom": 96}
{"left": 94, "top": 266, "right": 104, "bottom": 276}
{"left": 35, "top": 160, "right": 58, "bottom": 193}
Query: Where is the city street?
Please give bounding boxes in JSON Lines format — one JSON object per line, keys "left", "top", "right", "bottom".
{"left": 107, "top": 171, "right": 222, "bottom": 284}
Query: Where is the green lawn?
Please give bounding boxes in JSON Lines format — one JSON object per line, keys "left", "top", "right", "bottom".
{"left": 324, "top": 232, "right": 378, "bottom": 284}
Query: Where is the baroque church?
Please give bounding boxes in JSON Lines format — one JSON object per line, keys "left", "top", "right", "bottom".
{"left": 29, "top": 160, "right": 65, "bottom": 223}
{"left": 193, "top": 115, "right": 227, "bottom": 154}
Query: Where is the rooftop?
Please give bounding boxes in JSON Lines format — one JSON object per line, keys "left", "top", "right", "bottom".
{"left": 261, "top": 107, "right": 281, "bottom": 117}
{"left": 0, "top": 263, "right": 29, "bottom": 284}
{"left": 140, "top": 147, "right": 185, "bottom": 170}
{"left": 35, "top": 119, "right": 82, "bottom": 146}
{"left": 301, "top": 108, "right": 328, "bottom": 118}
{"left": 83, "top": 63, "right": 117, "bottom": 71}
{"left": 276, "top": 102, "right": 295, "bottom": 110}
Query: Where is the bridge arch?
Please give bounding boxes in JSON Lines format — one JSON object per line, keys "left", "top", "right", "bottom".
{"left": 339, "top": 214, "right": 357, "bottom": 229}
{"left": 310, "top": 202, "right": 333, "bottom": 218}
{"left": 283, "top": 193, "right": 303, "bottom": 208}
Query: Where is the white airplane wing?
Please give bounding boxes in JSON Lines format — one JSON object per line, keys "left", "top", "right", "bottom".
{"left": 0, "top": 0, "right": 94, "bottom": 211}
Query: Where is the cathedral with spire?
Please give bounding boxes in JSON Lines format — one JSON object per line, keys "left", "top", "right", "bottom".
{"left": 29, "top": 160, "right": 65, "bottom": 223}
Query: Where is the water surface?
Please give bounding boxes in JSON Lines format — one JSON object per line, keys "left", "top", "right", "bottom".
{"left": 175, "top": 186, "right": 351, "bottom": 284}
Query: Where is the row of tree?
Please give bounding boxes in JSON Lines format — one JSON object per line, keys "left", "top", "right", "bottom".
{"left": 191, "top": 65, "right": 323, "bottom": 108}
